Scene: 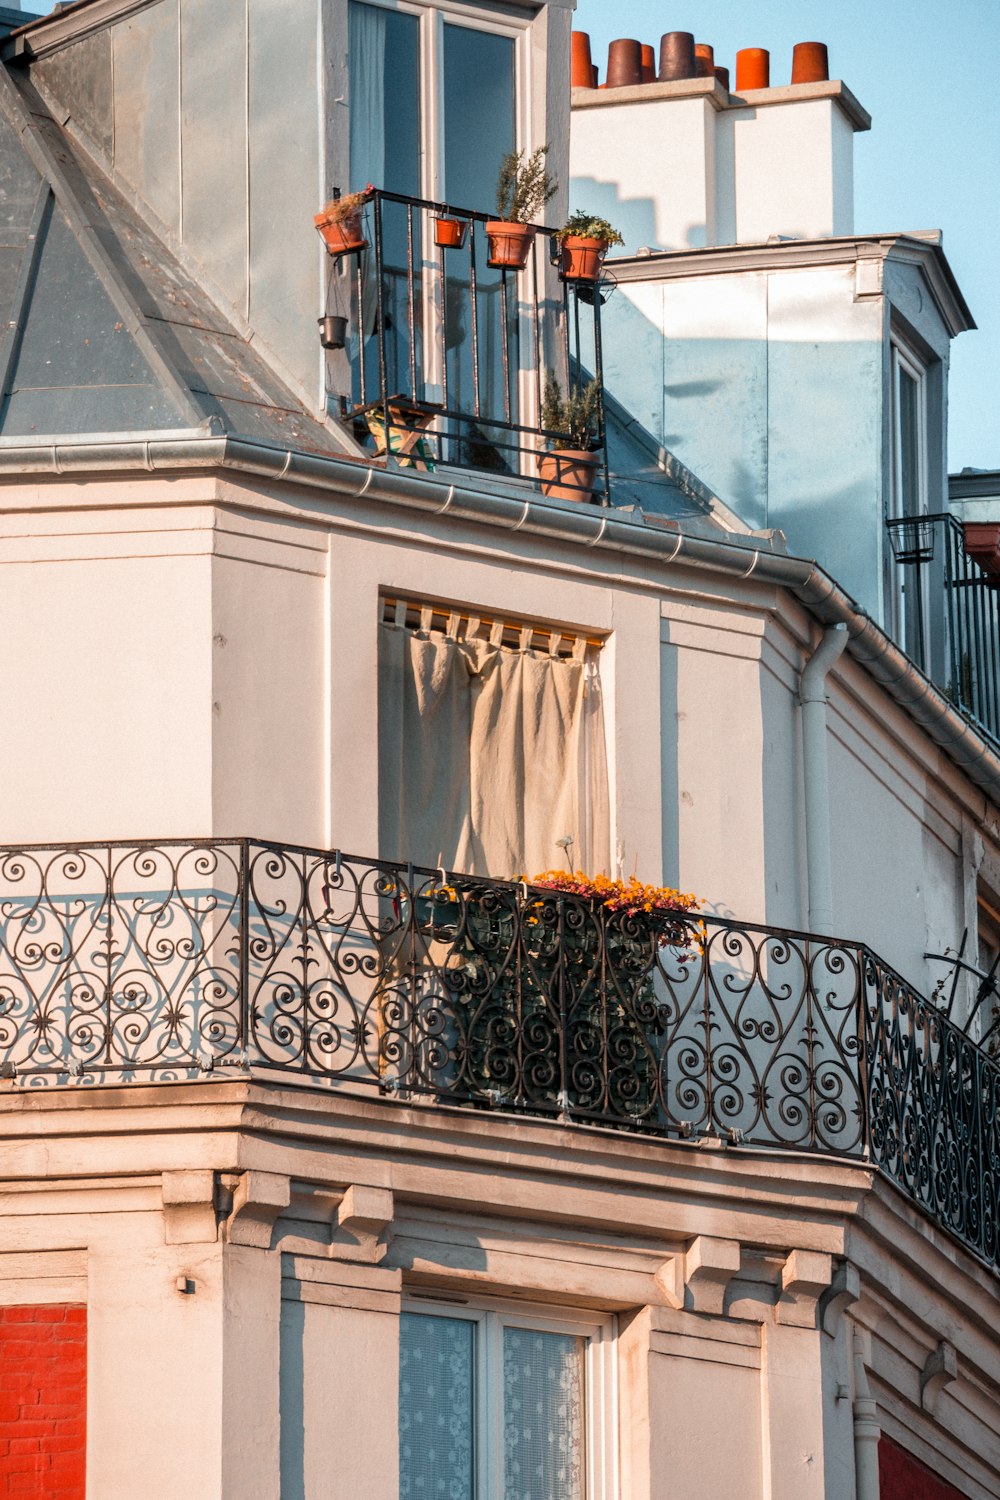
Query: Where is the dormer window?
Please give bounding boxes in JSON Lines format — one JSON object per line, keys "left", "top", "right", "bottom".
{"left": 348, "top": 1, "right": 518, "bottom": 208}
{"left": 885, "top": 338, "right": 930, "bottom": 664}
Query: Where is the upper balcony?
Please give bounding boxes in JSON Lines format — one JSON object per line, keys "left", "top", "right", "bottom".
{"left": 2, "top": 837, "right": 998, "bottom": 1279}
{"left": 322, "top": 188, "right": 612, "bottom": 504}
{"left": 886, "top": 513, "right": 1000, "bottom": 748}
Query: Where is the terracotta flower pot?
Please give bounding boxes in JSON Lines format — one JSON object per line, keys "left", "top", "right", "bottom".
{"left": 735, "top": 48, "right": 770, "bottom": 91}
{"left": 791, "top": 41, "right": 829, "bottom": 84}
{"left": 485, "top": 221, "right": 536, "bottom": 271}
{"left": 560, "top": 236, "right": 609, "bottom": 283}
{"left": 314, "top": 208, "right": 367, "bottom": 256}
{"left": 538, "top": 448, "right": 599, "bottom": 502}
{"left": 435, "top": 216, "right": 469, "bottom": 249}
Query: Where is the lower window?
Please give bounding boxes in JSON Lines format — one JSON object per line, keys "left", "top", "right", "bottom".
{"left": 398, "top": 1298, "right": 616, "bottom": 1500}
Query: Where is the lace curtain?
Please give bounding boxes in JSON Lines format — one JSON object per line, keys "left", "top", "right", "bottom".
{"left": 379, "top": 604, "right": 611, "bottom": 878}
{"left": 399, "top": 1313, "right": 475, "bottom": 1500}
{"left": 398, "top": 1314, "right": 586, "bottom": 1500}
{"left": 503, "top": 1328, "right": 585, "bottom": 1500}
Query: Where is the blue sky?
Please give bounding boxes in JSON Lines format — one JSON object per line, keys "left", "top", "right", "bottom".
{"left": 573, "top": 0, "right": 1000, "bottom": 472}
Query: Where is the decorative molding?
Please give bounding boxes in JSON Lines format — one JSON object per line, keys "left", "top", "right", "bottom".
{"left": 920, "top": 1340, "right": 958, "bottom": 1413}
{"left": 820, "top": 1261, "right": 862, "bottom": 1336}
{"left": 161, "top": 1170, "right": 218, "bottom": 1246}
{"left": 776, "top": 1249, "right": 835, "bottom": 1326}
{"left": 331, "top": 1184, "right": 394, "bottom": 1263}
{"left": 659, "top": 1236, "right": 741, "bottom": 1315}
{"left": 226, "top": 1170, "right": 290, "bottom": 1249}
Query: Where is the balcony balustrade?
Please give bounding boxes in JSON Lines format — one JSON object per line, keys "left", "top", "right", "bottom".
{"left": 887, "top": 512, "right": 1000, "bottom": 746}
{"left": 0, "top": 840, "right": 997, "bottom": 1273}
{"left": 331, "top": 189, "right": 610, "bottom": 503}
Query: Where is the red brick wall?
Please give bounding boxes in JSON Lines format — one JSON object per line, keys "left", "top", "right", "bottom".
{"left": 879, "top": 1434, "right": 967, "bottom": 1500}
{"left": 0, "top": 1305, "right": 86, "bottom": 1498}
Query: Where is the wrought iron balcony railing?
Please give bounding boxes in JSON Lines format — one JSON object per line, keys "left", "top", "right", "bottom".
{"left": 1, "top": 840, "right": 998, "bottom": 1273}
{"left": 887, "top": 512, "right": 1000, "bottom": 746}
{"left": 329, "top": 188, "right": 610, "bottom": 503}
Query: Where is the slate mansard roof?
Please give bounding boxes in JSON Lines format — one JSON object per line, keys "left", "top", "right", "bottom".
{"left": 0, "top": 59, "right": 354, "bottom": 455}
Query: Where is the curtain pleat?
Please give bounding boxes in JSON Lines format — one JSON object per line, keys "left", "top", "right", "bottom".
{"left": 379, "top": 618, "right": 610, "bottom": 877}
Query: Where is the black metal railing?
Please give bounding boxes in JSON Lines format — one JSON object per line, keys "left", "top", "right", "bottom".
{"left": 1, "top": 840, "right": 999, "bottom": 1270}
{"left": 326, "top": 189, "right": 610, "bottom": 503}
{"left": 887, "top": 513, "right": 1000, "bottom": 746}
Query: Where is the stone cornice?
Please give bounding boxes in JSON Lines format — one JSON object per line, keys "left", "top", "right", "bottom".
{"left": 607, "top": 234, "right": 975, "bottom": 338}
{"left": 573, "top": 76, "right": 871, "bottom": 133}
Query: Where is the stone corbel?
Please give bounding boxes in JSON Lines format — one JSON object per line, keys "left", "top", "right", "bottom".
{"left": 162, "top": 1170, "right": 218, "bottom": 1246}
{"left": 920, "top": 1341, "right": 957, "bottom": 1414}
{"left": 330, "top": 1184, "right": 394, "bottom": 1263}
{"left": 819, "top": 1261, "right": 861, "bottom": 1336}
{"left": 225, "top": 1170, "right": 291, "bottom": 1248}
{"left": 776, "top": 1249, "right": 834, "bottom": 1327}
{"left": 659, "top": 1236, "right": 741, "bottom": 1315}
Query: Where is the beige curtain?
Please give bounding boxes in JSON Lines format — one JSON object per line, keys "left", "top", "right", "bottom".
{"left": 378, "top": 605, "right": 610, "bottom": 878}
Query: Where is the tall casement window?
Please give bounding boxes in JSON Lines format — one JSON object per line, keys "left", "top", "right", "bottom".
{"left": 378, "top": 598, "right": 611, "bottom": 879}
{"left": 398, "top": 1301, "right": 616, "bottom": 1500}
{"left": 885, "top": 340, "right": 930, "bottom": 665}
{"left": 348, "top": 1, "right": 521, "bottom": 434}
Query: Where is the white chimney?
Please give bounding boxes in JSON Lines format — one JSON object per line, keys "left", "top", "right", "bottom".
{"left": 570, "top": 71, "right": 870, "bottom": 253}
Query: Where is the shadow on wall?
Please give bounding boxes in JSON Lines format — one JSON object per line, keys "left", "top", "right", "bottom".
{"left": 571, "top": 175, "right": 667, "bottom": 256}
{"left": 599, "top": 285, "right": 886, "bottom": 614}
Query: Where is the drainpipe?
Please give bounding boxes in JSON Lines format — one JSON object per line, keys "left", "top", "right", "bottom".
{"left": 852, "top": 1333, "right": 881, "bottom": 1500}
{"left": 799, "top": 623, "right": 848, "bottom": 934}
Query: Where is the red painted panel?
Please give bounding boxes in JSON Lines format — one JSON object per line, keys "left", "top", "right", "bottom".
{"left": 879, "top": 1434, "right": 967, "bottom": 1500}
{"left": 0, "top": 1304, "right": 86, "bottom": 1499}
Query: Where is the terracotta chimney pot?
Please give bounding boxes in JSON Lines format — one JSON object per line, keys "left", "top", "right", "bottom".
{"left": 714, "top": 64, "right": 730, "bottom": 91}
{"left": 694, "top": 42, "right": 715, "bottom": 78}
{"left": 641, "top": 43, "right": 656, "bottom": 84}
{"left": 606, "top": 37, "right": 643, "bottom": 89}
{"left": 571, "top": 31, "right": 594, "bottom": 90}
{"left": 658, "top": 31, "right": 696, "bottom": 82}
{"left": 791, "top": 41, "right": 830, "bottom": 83}
{"left": 735, "top": 48, "right": 770, "bottom": 91}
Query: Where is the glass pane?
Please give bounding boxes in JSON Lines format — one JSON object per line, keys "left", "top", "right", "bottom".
{"left": 399, "top": 1313, "right": 476, "bottom": 1500}
{"left": 897, "top": 367, "right": 920, "bottom": 519}
{"left": 349, "top": 2, "right": 420, "bottom": 196}
{"left": 442, "top": 26, "right": 519, "bottom": 460}
{"left": 442, "top": 27, "right": 515, "bottom": 212}
{"left": 503, "top": 1327, "right": 586, "bottom": 1500}
{"left": 348, "top": 4, "right": 423, "bottom": 413}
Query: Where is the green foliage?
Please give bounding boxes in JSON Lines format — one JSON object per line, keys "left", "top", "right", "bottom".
{"left": 556, "top": 211, "right": 624, "bottom": 247}
{"left": 540, "top": 369, "right": 602, "bottom": 450}
{"left": 495, "top": 146, "right": 558, "bottom": 223}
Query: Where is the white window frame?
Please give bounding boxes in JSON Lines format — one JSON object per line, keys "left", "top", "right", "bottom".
{"left": 401, "top": 1293, "right": 618, "bottom": 1500}
{"left": 349, "top": 0, "right": 533, "bottom": 206}
{"left": 348, "top": 0, "right": 541, "bottom": 435}
{"left": 886, "top": 338, "right": 930, "bottom": 656}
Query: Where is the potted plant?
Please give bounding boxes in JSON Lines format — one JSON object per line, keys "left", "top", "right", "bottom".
{"left": 485, "top": 146, "right": 557, "bottom": 271}
{"left": 314, "top": 185, "right": 374, "bottom": 256}
{"left": 538, "top": 370, "right": 602, "bottom": 501}
{"left": 556, "top": 211, "right": 624, "bottom": 282}
{"left": 434, "top": 214, "right": 470, "bottom": 250}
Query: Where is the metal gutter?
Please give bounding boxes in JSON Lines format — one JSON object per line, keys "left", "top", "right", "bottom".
{"left": 2, "top": 429, "right": 999, "bottom": 806}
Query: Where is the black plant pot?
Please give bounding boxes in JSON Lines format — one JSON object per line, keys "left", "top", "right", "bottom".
{"left": 318, "top": 314, "right": 348, "bottom": 350}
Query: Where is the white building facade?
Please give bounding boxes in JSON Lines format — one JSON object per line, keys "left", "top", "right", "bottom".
{"left": 0, "top": 4, "right": 998, "bottom": 1500}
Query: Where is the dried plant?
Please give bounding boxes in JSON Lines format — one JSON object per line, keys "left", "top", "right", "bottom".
{"left": 540, "top": 369, "right": 602, "bottom": 450}
{"left": 495, "top": 147, "right": 558, "bottom": 223}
